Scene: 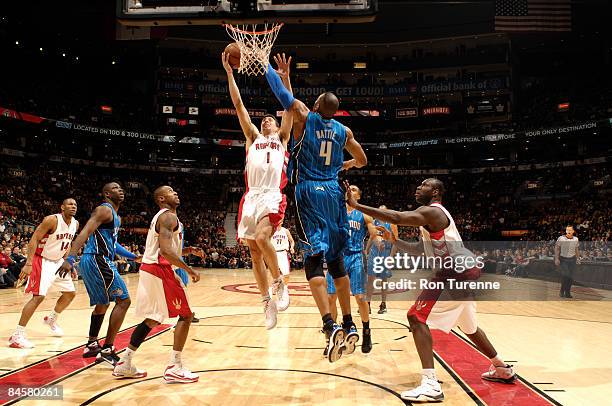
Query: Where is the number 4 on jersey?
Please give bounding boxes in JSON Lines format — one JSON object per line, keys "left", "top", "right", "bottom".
{"left": 319, "top": 141, "right": 332, "bottom": 166}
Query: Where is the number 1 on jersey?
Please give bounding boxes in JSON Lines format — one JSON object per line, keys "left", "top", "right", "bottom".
{"left": 319, "top": 141, "right": 332, "bottom": 166}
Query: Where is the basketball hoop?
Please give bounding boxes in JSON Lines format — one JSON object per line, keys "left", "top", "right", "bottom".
{"left": 224, "top": 23, "right": 284, "bottom": 76}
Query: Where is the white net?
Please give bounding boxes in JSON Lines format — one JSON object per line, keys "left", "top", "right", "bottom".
{"left": 224, "top": 23, "right": 283, "bottom": 76}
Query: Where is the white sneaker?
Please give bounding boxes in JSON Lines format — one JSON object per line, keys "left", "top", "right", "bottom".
{"left": 271, "top": 279, "right": 290, "bottom": 312}
{"left": 401, "top": 376, "right": 444, "bottom": 402}
{"left": 9, "top": 332, "right": 34, "bottom": 349}
{"left": 481, "top": 364, "right": 517, "bottom": 384}
{"left": 43, "top": 316, "right": 64, "bottom": 337}
{"left": 264, "top": 299, "right": 278, "bottom": 330}
{"left": 164, "top": 363, "right": 199, "bottom": 383}
{"left": 112, "top": 359, "right": 147, "bottom": 379}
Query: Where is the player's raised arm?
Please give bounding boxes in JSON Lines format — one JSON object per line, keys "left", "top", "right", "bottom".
{"left": 19, "top": 215, "right": 57, "bottom": 280}
{"left": 264, "top": 60, "right": 310, "bottom": 130}
{"left": 272, "top": 53, "right": 295, "bottom": 143}
{"left": 343, "top": 127, "right": 367, "bottom": 170}
{"left": 157, "top": 212, "right": 199, "bottom": 282}
{"left": 222, "top": 52, "right": 257, "bottom": 142}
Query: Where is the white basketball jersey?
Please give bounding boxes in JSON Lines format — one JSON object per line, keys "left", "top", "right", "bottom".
{"left": 272, "top": 227, "right": 290, "bottom": 251}
{"left": 419, "top": 203, "right": 473, "bottom": 273}
{"left": 39, "top": 214, "right": 78, "bottom": 261}
{"left": 245, "top": 133, "right": 288, "bottom": 191}
{"left": 142, "top": 208, "right": 183, "bottom": 265}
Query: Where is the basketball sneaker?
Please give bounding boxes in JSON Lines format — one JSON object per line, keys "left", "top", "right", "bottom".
{"left": 264, "top": 299, "right": 278, "bottom": 330}
{"left": 97, "top": 346, "right": 121, "bottom": 366}
{"left": 164, "top": 363, "right": 199, "bottom": 384}
{"left": 322, "top": 344, "right": 329, "bottom": 358}
{"left": 325, "top": 323, "right": 345, "bottom": 363}
{"left": 43, "top": 315, "right": 64, "bottom": 337}
{"left": 83, "top": 340, "right": 101, "bottom": 358}
{"left": 400, "top": 376, "right": 444, "bottom": 402}
{"left": 112, "top": 359, "right": 147, "bottom": 379}
{"left": 378, "top": 302, "right": 387, "bottom": 314}
{"left": 9, "top": 332, "right": 34, "bottom": 349}
{"left": 481, "top": 364, "right": 517, "bottom": 384}
{"left": 341, "top": 324, "right": 360, "bottom": 355}
{"left": 361, "top": 328, "right": 372, "bottom": 353}
{"left": 271, "top": 278, "right": 290, "bottom": 312}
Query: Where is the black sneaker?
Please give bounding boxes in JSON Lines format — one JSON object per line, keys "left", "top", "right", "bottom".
{"left": 83, "top": 340, "right": 101, "bottom": 358}
{"left": 192, "top": 313, "right": 200, "bottom": 323}
{"left": 323, "top": 344, "right": 329, "bottom": 358}
{"left": 361, "top": 328, "right": 372, "bottom": 353}
{"left": 378, "top": 302, "right": 387, "bottom": 314}
{"left": 97, "top": 346, "right": 120, "bottom": 366}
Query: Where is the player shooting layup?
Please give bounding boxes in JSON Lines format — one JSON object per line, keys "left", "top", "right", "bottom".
{"left": 222, "top": 52, "right": 293, "bottom": 330}
{"left": 264, "top": 54, "right": 368, "bottom": 362}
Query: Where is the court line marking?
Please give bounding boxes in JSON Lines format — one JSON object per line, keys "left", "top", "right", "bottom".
{"left": 1, "top": 324, "right": 171, "bottom": 406}
{"left": 0, "top": 324, "right": 140, "bottom": 379}
{"left": 450, "top": 330, "right": 563, "bottom": 406}
{"left": 79, "top": 368, "right": 409, "bottom": 405}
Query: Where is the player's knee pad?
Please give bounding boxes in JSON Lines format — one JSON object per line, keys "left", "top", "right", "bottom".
{"left": 304, "top": 255, "right": 324, "bottom": 281}
{"left": 327, "top": 257, "right": 347, "bottom": 279}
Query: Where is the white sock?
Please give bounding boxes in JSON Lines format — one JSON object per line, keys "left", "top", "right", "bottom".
{"left": 170, "top": 350, "right": 182, "bottom": 365}
{"left": 491, "top": 355, "right": 506, "bottom": 367}
{"left": 123, "top": 347, "right": 136, "bottom": 361}
{"left": 16, "top": 325, "right": 26, "bottom": 334}
{"left": 49, "top": 310, "right": 59, "bottom": 320}
{"left": 422, "top": 368, "right": 437, "bottom": 381}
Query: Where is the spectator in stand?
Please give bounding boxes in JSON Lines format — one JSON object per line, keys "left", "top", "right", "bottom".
{"left": 0, "top": 247, "right": 18, "bottom": 288}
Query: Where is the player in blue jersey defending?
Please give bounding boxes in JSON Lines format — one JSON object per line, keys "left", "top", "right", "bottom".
{"left": 58, "top": 182, "right": 140, "bottom": 366}
{"left": 366, "top": 206, "right": 399, "bottom": 314}
{"left": 326, "top": 184, "right": 379, "bottom": 354}
{"left": 265, "top": 56, "right": 368, "bottom": 362}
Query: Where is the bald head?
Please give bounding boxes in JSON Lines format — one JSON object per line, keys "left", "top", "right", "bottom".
{"left": 154, "top": 186, "right": 171, "bottom": 204}
{"left": 426, "top": 178, "right": 446, "bottom": 197}
{"left": 315, "top": 92, "right": 339, "bottom": 118}
{"left": 154, "top": 185, "right": 180, "bottom": 209}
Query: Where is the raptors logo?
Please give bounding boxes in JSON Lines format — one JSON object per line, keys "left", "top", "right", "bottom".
{"left": 172, "top": 298, "right": 182, "bottom": 310}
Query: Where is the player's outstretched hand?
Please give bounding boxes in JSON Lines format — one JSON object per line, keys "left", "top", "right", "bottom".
{"left": 56, "top": 260, "right": 72, "bottom": 278}
{"left": 376, "top": 225, "right": 397, "bottom": 243}
{"left": 273, "top": 53, "right": 292, "bottom": 79}
{"left": 221, "top": 52, "right": 233, "bottom": 74}
{"left": 344, "top": 180, "right": 358, "bottom": 207}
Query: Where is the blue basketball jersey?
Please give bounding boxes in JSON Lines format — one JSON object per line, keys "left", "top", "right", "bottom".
{"left": 294, "top": 112, "right": 347, "bottom": 182}
{"left": 83, "top": 202, "right": 120, "bottom": 259}
{"left": 346, "top": 209, "right": 367, "bottom": 253}
{"left": 371, "top": 219, "right": 393, "bottom": 256}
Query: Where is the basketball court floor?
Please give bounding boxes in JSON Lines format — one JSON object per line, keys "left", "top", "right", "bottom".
{"left": 0, "top": 269, "right": 611, "bottom": 405}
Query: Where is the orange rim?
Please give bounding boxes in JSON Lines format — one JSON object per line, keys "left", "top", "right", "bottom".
{"left": 223, "top": 23, "right": 284, "bottom": 35}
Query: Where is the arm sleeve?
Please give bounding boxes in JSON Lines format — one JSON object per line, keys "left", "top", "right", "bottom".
{"left": 115, "top": 243, "right": 137, "bottom": 260}
{"left": 265, "top": 65, "right": 295, "bottom": 110}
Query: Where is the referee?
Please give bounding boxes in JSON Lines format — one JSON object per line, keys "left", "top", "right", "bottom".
{"left": 555, "top": 225, "right": 580, "bottom": 298}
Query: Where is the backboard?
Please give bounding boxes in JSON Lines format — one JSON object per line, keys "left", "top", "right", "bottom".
{"left": 117, "top": 0, "right": 378, "bottom": 26}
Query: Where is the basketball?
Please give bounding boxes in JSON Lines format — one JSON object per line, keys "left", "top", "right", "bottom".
{"left": 224, "top": 42, "right": 241, "bottom": 69}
